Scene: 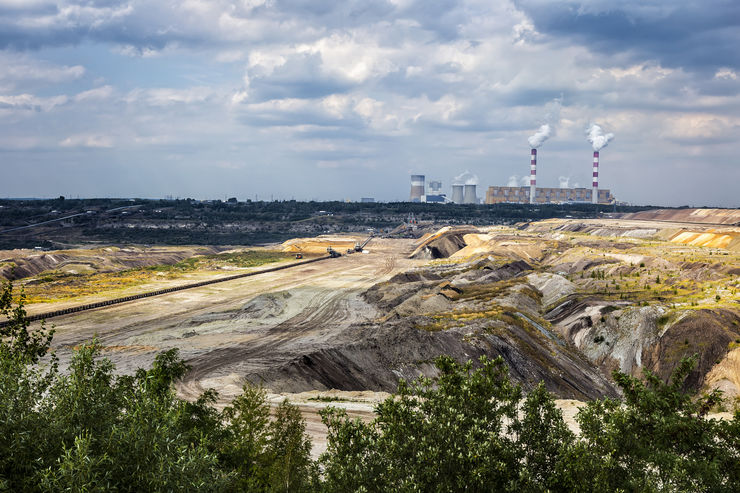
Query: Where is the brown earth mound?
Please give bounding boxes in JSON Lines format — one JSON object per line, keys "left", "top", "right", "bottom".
{"left": 621, "top": 208, "right": 740, "bottom": 226}
{"left": 642, "top": 308, "right": 740, "bottom": 391}
{"left": 258, "top": 317, "right": 618, "bottom": 400}
{"left": 408, "top": 227, "right": 479, "bottom": 259}
{"left": 0, "top": 246, "right": 221, "bottom": 281}
{"left": 281, "top": 236, "right": 359, "bottom": 254}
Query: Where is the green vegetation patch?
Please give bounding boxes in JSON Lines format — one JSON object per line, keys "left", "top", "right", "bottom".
{"left": 145, "top": 249, "right": 291, "bottom": 273}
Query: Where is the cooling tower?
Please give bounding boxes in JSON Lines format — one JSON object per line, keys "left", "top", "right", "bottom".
{"left": 451, "top": 184, "right": 464, "bottom": 203}
{"left": 592, "top": 151, "right": 599, "bottom": 204}
{"left": 463, "top": 184, "right": 477, "bottom": 204}
{"left": 530, "top": 149, "right": 537, "bottom": 204}
{"left": 410, "top": 174, "right": 425, "bottom": 202}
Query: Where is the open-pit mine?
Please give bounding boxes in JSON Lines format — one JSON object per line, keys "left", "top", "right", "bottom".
{"left": 2, "top": 208, "right": 739, "bottom": 455}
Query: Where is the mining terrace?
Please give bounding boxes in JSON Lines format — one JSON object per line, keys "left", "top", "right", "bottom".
{"left": 2, "top": 209, "right": 739, "bottom": 456}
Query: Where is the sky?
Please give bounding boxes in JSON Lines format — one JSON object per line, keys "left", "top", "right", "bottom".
{"left": 0, "top": 0, "right": 738, "bottom": 207}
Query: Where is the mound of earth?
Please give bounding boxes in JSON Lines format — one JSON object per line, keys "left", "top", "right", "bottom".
{"left": 249, "top": 258, "right": 618, "bottom": 400}
{"left": 258, "top": 318, "right": 618, "bottom": 400}
{"left": 0, "top": 246, "right": 221, "bottom": 281}
{"left": 666, "top": 230, "right": 740, "bottom": 251}
{"left": 281, "top": 236, "right": 359, "bottom": 254}
{"left": 642, "top": 309, "right": 740, "bottom": 391}
{"left": 408, "top": 227, "right": 479, "bottom": 259}
{"left": 621, "top": 208, "right": 740, "bottom": 226}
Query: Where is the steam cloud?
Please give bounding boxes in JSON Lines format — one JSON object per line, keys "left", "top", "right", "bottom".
{"left": 528, "top": 124, "right": 552, "bottom": 148}
{"left": 527, "top": 97, "right": 561, "bottom": 149}
{"left": 454, "top": 170, "right": 478, "bottom": 185}
{"left": 586, "top": 124, "right": 614, "bottom": 151}
{"left": 507, "top": 175, "right": 519, "bottom": 187}
{"left": 520, "top": 176, "right": 530, "bottom": 187}
{"left": 558, "top": 176, "right": 570, "bottom": 188}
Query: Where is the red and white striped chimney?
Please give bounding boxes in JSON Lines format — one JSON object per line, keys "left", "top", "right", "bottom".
{"left": 592, "top": 151, "right": 599, "bottom": 204}
{"left": 529, "top": 149, "right": 537, "bottom": 204}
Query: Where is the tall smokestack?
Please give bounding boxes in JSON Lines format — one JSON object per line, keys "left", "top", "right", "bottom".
{"left": 451, "top": 184, "right": 464, "bottom": 203}
{"left": 410, "top": 174, "right": 425, "bottom": 202}
{"left": 592, "top": 151, "right": 599, "bottom": 204}
{"left": 529, "top": 149, "right": 537, "bottom": 204}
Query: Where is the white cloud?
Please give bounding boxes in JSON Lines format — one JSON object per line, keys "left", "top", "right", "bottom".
{"left": 0, "top": 53, "right": 84, "bottom": 89}
{"left": 59, "top": 134, "right": 114, "bottom": 148}
{"left": 126, "top": 87, "right": 216, "bottom": 106}
{"left": 74, "top": 85, "right": 114, "bottom": 102}
{"left": 714, "top": 68, "right": 738, "bottom": 81}
{"left": 0, "top": 93, "right": 67, "bottom": 112}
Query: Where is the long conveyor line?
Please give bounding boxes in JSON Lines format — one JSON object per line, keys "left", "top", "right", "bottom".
{"left": 0, "top": 255, "right": 331, "bottom": 328}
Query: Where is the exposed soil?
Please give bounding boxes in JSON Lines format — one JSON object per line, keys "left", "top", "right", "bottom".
{"left": 15, "top": 213, "right": 740, "bottom": 455}
{"left": 0, "top": 245, "right": 223, "bottom": 280}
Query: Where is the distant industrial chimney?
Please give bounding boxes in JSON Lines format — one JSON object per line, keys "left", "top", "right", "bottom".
{"left": 530, "top": 149, "right": 537, "bottom": 204}
{"left": 410, "top": 174, "right": 425, "bottom": 202}
{"left": 463, "top": 184, "right": 477, "bottom": 204}
{"left": 592, "top": 151, "right": 599, "bottom": 204}
{"left": 451, "top": 184, "right": 464, "bottom": 204}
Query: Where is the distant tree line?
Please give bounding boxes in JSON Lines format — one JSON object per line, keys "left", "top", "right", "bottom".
{"left": 0, "top": 198, "right": 657, "bottom": 249}
{"left": 2, "top": 282, "right": 738, "bottom": 491}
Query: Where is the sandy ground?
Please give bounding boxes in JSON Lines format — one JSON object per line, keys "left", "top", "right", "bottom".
{"left": 34, "top": 237, "right": 425, "bottom": 457}
{"left": 40, "top": 236, "right": 421, "bottom": 387}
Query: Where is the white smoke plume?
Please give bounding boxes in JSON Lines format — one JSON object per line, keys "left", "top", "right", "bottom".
{"left": 520, "top": 176, "right": 530, "bottom": 186}
{"left": 528, "top": 124, "right": 552, "bottom": 148}
{"left": 507, "top": 175, "right": 519, "bottom": 187}
{"left": 527, "top": 97, "right": 562, "bottom": 149}
{"left": 453, "top": 170, "right": 478, "bottom": 185}
{"left": 586, "top": 124, "right": 614, "bottom": 151}
{"left": 558, "top": 176, "right": 570, "bottom": 188}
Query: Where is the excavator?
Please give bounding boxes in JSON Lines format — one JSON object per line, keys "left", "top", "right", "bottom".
{"left": 326, "top": 246, "right": 342, "bottom": 258}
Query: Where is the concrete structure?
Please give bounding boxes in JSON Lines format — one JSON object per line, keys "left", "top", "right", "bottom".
{"left": 485, "top": 186, "right": 614, "bottom": 205}
{"left": 463, "top": 184, "right": 477, "bottom": 204}
{"left": 451, "top": 184, "right": 464, "bottom": 204}
{"left": 592, "top": 151, "right": 599, "bottom": 205}
{"left": 410, "top": 175, "right": 425, "bottom": 202}
{"left": 530, "top": 149, "right": 537, "bottom": 204}
{"left": 428, "top": 180, "right": 443, "bottom": 194}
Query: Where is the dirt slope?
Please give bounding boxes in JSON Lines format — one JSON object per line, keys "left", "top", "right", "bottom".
{"left": 621, "top": 208, "right": 740, "bottom": 225}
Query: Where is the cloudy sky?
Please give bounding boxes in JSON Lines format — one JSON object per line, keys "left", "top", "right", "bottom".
{"left": 1, "top": 0, "right": 738, "bottom": 206}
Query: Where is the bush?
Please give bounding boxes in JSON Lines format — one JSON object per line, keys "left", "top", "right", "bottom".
{"left": 320, "top": 355, "right": 740, "bottom": 492}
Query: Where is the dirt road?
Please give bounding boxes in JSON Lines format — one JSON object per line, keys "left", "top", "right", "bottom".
{"left": 44, "top": 238, "right": 421, "bottom": 401}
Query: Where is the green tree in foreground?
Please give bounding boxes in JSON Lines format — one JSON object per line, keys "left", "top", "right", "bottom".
{"left": 320, "top": 356, "right": 740, "bottom": 492}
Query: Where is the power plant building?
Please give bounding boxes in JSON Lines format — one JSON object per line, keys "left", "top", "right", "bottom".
{"left": 485, "top": 186, "right": 613, "bottom": 205}
{"left": 425, "top": 180, "right": 446, "bottom": 202}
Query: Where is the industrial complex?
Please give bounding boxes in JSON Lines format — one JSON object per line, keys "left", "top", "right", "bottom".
{"left": 409, "top": 147, "right": 616, "bottom": 205}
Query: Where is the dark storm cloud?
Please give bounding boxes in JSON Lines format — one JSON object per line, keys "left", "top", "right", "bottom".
{"left": 514, "top": 0, "right": 740, "bottom": 73}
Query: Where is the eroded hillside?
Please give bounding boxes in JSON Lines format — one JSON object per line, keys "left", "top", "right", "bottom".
{"left": 3, "top": 211, "right": 739, "bottom": 409}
